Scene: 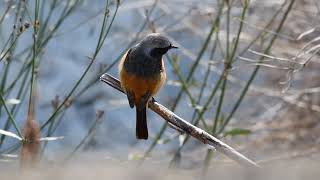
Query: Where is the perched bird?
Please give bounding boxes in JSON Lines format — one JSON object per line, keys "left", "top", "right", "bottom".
{"left": 119, "top": 33, "right": 177, "bottom": 139}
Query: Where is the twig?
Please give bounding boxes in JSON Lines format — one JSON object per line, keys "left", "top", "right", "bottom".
{"left": 63, "top": 110, "right": 104, "bottom": 162}
{"left": 99, "top": 73, "right": 260, "bottom": 169}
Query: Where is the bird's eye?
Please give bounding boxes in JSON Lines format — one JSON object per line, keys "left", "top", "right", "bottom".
{"left": 150, "top": 47, "right": 169, "bottom": 57}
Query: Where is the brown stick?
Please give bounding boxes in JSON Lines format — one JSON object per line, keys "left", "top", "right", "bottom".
{"left": 20, "top": 87, "right": 41, "bottom": 170}
{"left": 100, "top": 73, "right": 260, "bottom": 168}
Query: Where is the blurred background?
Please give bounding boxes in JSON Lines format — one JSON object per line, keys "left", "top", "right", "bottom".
{"left": 0, "top": 0, "right": 320, "bottom": 178}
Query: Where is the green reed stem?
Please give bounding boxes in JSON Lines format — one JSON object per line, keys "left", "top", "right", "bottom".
{"left": 0, "top": 93, "right": 22, "bottom": 138}
{"left": 143, "top": 4, "right": 224, "bottom": 161}
{"left": 63, "top": 114, "right": 103, "bottom": 162}
{"left": 218, "top": 0, "right": 296, "bottom": 134}
{"left": 168, "top": 56, "right": 208, "bottom": 129}
{"left": 40, "top": 0, "right": 117, "bottom": 130}
{"left": 73, "top": 0, "right": 160, "bottom": 100}
{"left": 0, "top": 69, "right": 30, "bottom": 147}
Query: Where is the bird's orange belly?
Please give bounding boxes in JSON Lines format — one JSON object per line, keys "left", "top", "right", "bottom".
{"left": 120, "top": 69, "right": 166, "bottom": 105}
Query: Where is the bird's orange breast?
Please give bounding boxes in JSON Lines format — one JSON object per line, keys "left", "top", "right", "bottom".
{"left": 119, "top": 67, "right": 166, "bottom": 106}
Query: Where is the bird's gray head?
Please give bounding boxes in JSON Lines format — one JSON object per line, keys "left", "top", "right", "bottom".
{"left": 138, "top": 33, "right": 177, "bottom": 58}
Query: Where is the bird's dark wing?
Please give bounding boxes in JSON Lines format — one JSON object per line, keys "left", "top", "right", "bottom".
{"left": 126, "top": 90, "right": 135, "bottom": 108}
{"left": 123, "top": 49, "right": 135, "bottom": 108}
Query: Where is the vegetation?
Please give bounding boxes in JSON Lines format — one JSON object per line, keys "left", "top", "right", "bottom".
{"left": 0, "top": 0, "right": 319, "bottom": 178}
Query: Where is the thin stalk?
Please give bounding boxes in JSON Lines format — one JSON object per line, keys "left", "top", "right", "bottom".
{"left": 4, "top": 0, "right": 83, "bottom": 95}
{"left": 225, "top": 1, "right": 231, "bottom": 64}
{"left": 40, "top": 0, "right": 117, "bottom": 130}
{"left": 212, "top": 0, "right": 250, "bottom": 136}
{"left": 40, "top": 109, "right": 67, "bottom": 156}
{"left": 0, "top": 58, "right": 11, "bottom": 98}
{"left": 1, "top": 0, "right": 113, "bottom": 154}
{"left": 203, "top": 0, "right": 282, "bottom": 173}
{"left": 0, "top": 32, "right": 14, "bottom": 58}
{"left": 0, "top": 1, "right": 29, "bottom": 146}
{"left": 201, "top": 73, "right": 227, "bottom": 172}
{"left": 0, "top": 70, "right": 30, "bottom": 147}
{"left": 143, "top": 3, "right": 224, "bottom": 160}
{"left": 3, "top": 50, "right": 32, "bottom": 94}
{"left": 38, "top": 0, "right": 83, "bottom": 49}
{"left": 27, "top": 0, "right": 40, "bottom": 120}
{"left": 39, "top": 0, "right": 157, "bottom": 137}
{"left": 63, "top": 114, "right": 102, "bottom": 162}
{"left": 168, "top": 33, "right": 220, "bottom": 165}
{"left": 73, "top": 0, "right": 160, "bottom": 100}
{"left": 218, "top": 0, "right": 296, "bottom": 134}
{"left": 0, "top": 0, "right": 13, "bottom": 26}
{"left": 212, "top": 76, "right": 227, "bottom": 132}
{"left": 169, "top": 74, "right": 224, "bottom": 167}
{"left": 0, "top": 33, "right": 23, "bottom": 63}
{"left": 37, "top": 0, "right": 58, "bottom": 42}
{"left": 210, "top": 0, "right": 236, "bottom": 135}
{"left": 48, "top": 110, "right": 67, "bottom": 136}
{"left": 168, "top": 56, "right": 208, "bottom": 129}
{"left": 229, "top": 0, "right": 250, "bottom": 61}
{"left": 0, "top": 93, "right": 22, "bottom": 138}
{"left": 0, "top": 1, "right": 27, "bottom": 120}
{"left": 189, "top": 32, "right": 219, "bottom": 126}
{"left": 0, "top": 142, "right": 20, "bottom": 154}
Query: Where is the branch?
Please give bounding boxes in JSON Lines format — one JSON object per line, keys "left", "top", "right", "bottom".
{"left": 100, "top": 73, "right": 260, "bottom": 168}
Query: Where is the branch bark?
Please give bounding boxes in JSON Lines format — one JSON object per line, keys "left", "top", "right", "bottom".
{"left": 100, "top": 73, "right": 260, "bottom": 168}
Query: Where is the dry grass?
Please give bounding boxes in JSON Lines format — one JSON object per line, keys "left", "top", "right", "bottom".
{"left": 20, "top": 119, "right": 41, "bottom": 170}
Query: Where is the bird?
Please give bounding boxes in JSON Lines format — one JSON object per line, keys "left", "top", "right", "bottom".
{"left": 119, "top": 33, "right": 177, "bottom": 140}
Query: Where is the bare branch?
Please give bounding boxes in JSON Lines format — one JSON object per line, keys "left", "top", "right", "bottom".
{"left": 100, "top": 73, "right": 260, "bottom": 169}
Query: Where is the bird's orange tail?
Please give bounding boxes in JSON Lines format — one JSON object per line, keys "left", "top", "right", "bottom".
{"left": 136, "top": 108, "right": 148, "bottom": 139}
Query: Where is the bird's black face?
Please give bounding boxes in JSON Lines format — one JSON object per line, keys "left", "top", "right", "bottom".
{"left": 150, "top": 44, "right": 178, "bottom": 58}
{"left": 139, "top": 33, "right": 178, "bottom": 59}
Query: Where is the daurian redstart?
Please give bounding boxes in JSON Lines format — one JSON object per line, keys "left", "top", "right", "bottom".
{"left": 119, "top": 33, "right": 177, "bottom": 140}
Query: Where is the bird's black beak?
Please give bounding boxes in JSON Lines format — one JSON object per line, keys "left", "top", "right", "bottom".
{"left": 169, "top": 44, "right": 178, "bottom": 49}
